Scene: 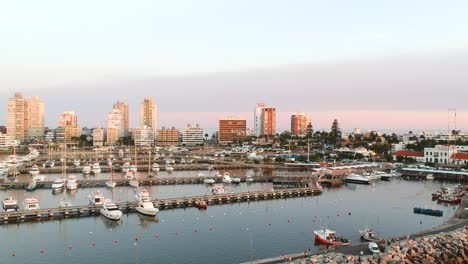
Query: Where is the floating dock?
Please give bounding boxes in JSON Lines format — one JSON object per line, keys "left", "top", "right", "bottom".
{"left": 0, "top": 187, "right": 322, "bottom": 224}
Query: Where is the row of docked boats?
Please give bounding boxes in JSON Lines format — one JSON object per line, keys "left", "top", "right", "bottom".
{"left": 344, "top": 170, "right": 401, "bottom": 184}
{"left": 431, "top": 185, "right": 466, "bottom": 204}
{"left": 199, "top": 172, "right": 253, "bottom": 185}
{"left": 2, "top": 197, "right": 40, "bottom": 212}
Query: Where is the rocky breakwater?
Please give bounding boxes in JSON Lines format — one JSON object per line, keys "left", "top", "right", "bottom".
{"left": 306, "top": 228, "right": 467, "bottom": 264}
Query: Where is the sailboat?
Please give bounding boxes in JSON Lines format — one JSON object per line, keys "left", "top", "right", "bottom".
{"left": 106, "top": 162, "right": 117, "bottom": 188}
{"left": 129, "top": 146, "right": 139, "bottom": 187}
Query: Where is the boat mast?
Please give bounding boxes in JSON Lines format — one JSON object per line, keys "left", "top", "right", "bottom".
{"left": 148, "top": 149, "right": 151, "bottom": 176}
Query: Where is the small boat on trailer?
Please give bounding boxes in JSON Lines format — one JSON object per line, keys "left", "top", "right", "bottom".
{"left": 314, "top": 229, "right": 350, "bottom": 246}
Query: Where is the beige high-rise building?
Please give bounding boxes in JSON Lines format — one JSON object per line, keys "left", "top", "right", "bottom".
{"left": 291, "top": 112, "right": 312, "bottom": 137}
{"left": 113, "top": 100, "right": 129, "bottom": 137}
{"left": 57, "top": 111, "right": 80, "bottom": 141}
{"left": 140, "top": 97, "right": 157, "bottom": 134}
{"left": 58, "top": 111, "right": 78, "bottom": 127}
{"left": 7, "top": 92, "right": 45, "bottom": 141}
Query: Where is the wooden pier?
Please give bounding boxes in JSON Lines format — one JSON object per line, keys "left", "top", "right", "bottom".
{"left": 0, "top": 187, "right": 322, "bottom": 224}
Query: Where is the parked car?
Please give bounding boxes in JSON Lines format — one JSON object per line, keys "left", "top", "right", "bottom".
{"left": 368, "top": 242, "right": 380, "bottom": 254}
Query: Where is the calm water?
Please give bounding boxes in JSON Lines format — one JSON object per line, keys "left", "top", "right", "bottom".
{"left": 0, "top": 179, "right": 459, "bottom": 264}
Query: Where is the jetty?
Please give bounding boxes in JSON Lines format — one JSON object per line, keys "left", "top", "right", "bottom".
{"left": 0, "top": 187, "right": 322, "bottom": 224}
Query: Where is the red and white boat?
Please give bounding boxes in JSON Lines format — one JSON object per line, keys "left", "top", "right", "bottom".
{"left": 212, "top": 184, "right": 225, "bottom": 195}
{"left": 314, "top": 229, "right": 350, "bottom": 246}
{"left": 195, "top": 200, "right": 208, "bottom": 210}
{"left": 437, "top": 195, "right": 462, "bottom": 204}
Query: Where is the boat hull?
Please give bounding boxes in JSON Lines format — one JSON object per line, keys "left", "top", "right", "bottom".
{"left": 314, "top": 234, "right": 349, "bottom": 246}
{"left": 344, "top": 179, "right": 370, "bottom": 184}
{"left": 136, "top": 207, "right": 159, "bottom": 216}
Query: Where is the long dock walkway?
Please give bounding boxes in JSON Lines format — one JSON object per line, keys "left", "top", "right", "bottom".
{"left": 0, "top": 175, "right": 278, "bottom": 190}
{"left": 0, "top": 187, "right": 322, "bottom": 224}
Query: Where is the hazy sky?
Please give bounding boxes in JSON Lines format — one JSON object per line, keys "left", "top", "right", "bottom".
{"left": 1, "top": 1, "right": 467, "bottom": 132}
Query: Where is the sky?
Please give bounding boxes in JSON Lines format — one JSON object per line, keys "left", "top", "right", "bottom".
{"left": 1, "top": 0, "right": 468, "bottom": 133}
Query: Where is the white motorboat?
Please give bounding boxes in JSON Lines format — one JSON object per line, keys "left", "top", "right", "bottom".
{"left": 344, "top": 173, "right": 371, "bottom": 184}
{"left": 122, "top": 162, "right": 130, "bottom": 173}
{"left": 43, "top": 160, "right": 55, "bottom": 168}
{"left": 152, "top": 163, "right": 160, "bottom": 172}
{"left": 51, "top": 178, "right": 65, "bottom": 192}
{"left": 204, "top": 178, "right": 215, "bottom": 184}
{"left": 24, "top": 198, "right": 40, "bottom": 211}
{"left": 212, "top": 184, "right": 225, "bottom": 195}
{"left": 130, "top": 164, "right": 138, "bottom": 173}
{"left": 82, "top": 164, "right": 91, "bottom": 174}
{"left": 165, "top": 165, "right": 174, "bottom": 172}
{"left": 231, "top": 177, "right": 241, "bottom": 184}
{"left": 29, "top": 164, "right": 40, "bottom": 176}
{"left": 26, "top": 180, "right": 37, "bottom": 192}
{"left": 33, "top": 175, "right": 46, "bottom": 182}
{"left": 73, "top": 159, "right": 81, "bottom": 166}
{"left": 105, "top": 180, "right": 117, "bottom": 188}
{"left": 66, "top": 175, "right": 78, "bottom": 190}
{"left": 100, "top": 199, "right": 122, "bottom": 220}
{"left": 89, "top": 191, "right": 105, "bottom": 206}
{"left": 426, "top": 174, "right": 434, "bottom": 180}
{"left": 2, "top": 197, "right": 18, "bottom": 212}
{"left": 222, "top": 173, "right": 232, "bottom": 184}
{"left": 198, "top": 172, "right": 205, "bottom": 178}
{"left": 92, "top": 162, "right": 101, "bottom": 174}
{"left": 135, "top": 189, "right": 159, "bottom": 216}
{"left": 246, "top": 176, "right": 254, "bottom": 183}
{"left": 180, "top": 159, "right": 186, "bottom": 164}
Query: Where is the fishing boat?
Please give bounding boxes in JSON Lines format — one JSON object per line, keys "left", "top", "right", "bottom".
{"left": 2, "top": 197, "right": 18, "bottom": 212}
{"left": 29, "top": 164, "right": 40, "bottom": 176}
{"left": 195, "top": 200, "right": 208, "bottom": 210}
{"left": 23, "top": 198, "right": 40, "bottom": 211}
{"left": 222, "top": 173, "right": 232, "bottom": 184}
{"left": 100, "top": 199, "right": 123, "bottom": 220}
{"left": 135, "top": 189, "right": 159, "bottom": 216}
{"left": 212, "top": 184, "right": 225, "bottom": 195}
{"left": 66, "top": 175, "right": 78, "bottom": 190}
{"left": 89, "top": 191, "right": 105, "bottom": 206}
{"left": 437, "top": 194, "right": 461, "bottom": 204}
{"left": 314, "top": 229, "right": 350, "bottom": 246}
{"left": 26, "top": 180, "right": 37, "bottom": 192}
{"left": 51, "top": 178, "right": 65, "bottom": 193}
{"left": 359, "top": 229, "right": 380, "bottom": 242}
{"left": 344, "top": 173, "right": 371, "bottom": 184}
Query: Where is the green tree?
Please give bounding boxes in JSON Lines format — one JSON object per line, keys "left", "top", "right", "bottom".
{"left": 329, "top": 119, "right": 342, "bottom": 147}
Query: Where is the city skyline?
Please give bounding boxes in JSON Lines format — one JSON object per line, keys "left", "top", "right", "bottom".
{"left": 1, "top": 1, "right": 468, "bottom": 132}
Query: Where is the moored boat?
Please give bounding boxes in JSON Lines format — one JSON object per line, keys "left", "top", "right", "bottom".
{"left": 359, "top": 229, "right": 380, "bottom": 242}
{"left": 222, "top": 173, "right": 232, "bottom": 184}
{"left": 2, "top": 197, "right": 18, "bottom": 212}
{"left": 66, "top": 175, "right": 78, "bottom": 190}
{"left": 314, "top": 229, "right": 350, "bottom": 246}
{"left": 212, "top": 184, "right": 225, "bottom": 195}
{"left": 135, "top": 189, "right": 159, "bottom": 216}
{"left": 195, "top": 200, "right": 208, "bottom": 210}
{"left": 437, "top": 194, "right": 461, "bottom": 204}
{"left": 51, "top": 178, "right": 65, "bottom": 193}
{"left": 23, "top": 198, "right": 40, "bottom": 211}
{"left": 100, "top": 199, "right": 123, "bottom": 220}
{"left": 29, "top": 164, "right": 40, "bottom": 176}
{"left": 26, "top": 180, "right": 37, "bottom": 192}
{"left": 344, "top": 173, "right": 371, "bottom": 184}
{"left": 89, "top": 191, "right": 105, "bottom": 206}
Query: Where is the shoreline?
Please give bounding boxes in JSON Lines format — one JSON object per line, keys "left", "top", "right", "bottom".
{"left": 242, "top": 186, "right": 467, "bottom": 264}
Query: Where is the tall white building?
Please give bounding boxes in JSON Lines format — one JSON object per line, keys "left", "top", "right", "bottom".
{"left": 140, "top": 97, "right": 158, "bottom": 135}
{"left": 182, "top": 124, "right": 204, "bottom": 146}
{"left": 254, "top": 103, "right": 266, "bottom": 137}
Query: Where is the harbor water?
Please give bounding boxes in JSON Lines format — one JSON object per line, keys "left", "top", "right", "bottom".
{"left": 0, "top": 178, "right": 459, "bottom": 264}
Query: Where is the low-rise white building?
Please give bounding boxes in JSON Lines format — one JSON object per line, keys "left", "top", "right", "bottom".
{"left": 424, "top": 145, "right": 457, "bottom": 164}
{"left": 182, "top": 124, "right": 204, "bottom": 146}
